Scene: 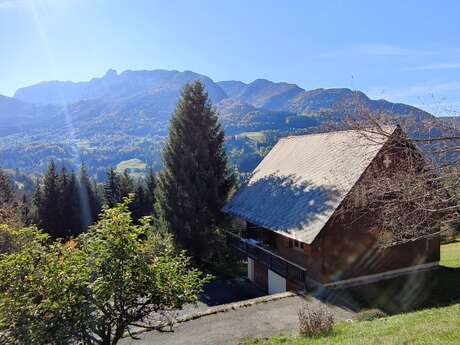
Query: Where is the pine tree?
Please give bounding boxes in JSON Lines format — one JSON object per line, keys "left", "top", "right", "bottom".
{"left": 32, "top": 179, "right": 42, "bottom": 225}
{"left": 78, "top": 164, "right": 100, "bottom": 231}
{"left": 145, "top": 168, "right": 157, "bottom": 216}
{"left": 20, "top": 194, "right": 31, "bottom": 226}
{"left": 58, "top": 169, "right": 80, "bottom": 237}
{"left": 36, "top": 161, "right": 63, "bottom": 238}
{"left": 155, "top": 81, "right": 235, "bottom": 266}
{"left": 57, "top": 166, "right": 69, "bottom": 234}
{"left": 119, "top": 170, "right": 134, "bottom": 199}
{"left": 104, "top": 168, "right": 121, "bottom": 208}
{"left": 130, "top": 184, "right": 147, "bottom": 223}
{"left": 0, "top": 169, "right": 14, "bottom": 206}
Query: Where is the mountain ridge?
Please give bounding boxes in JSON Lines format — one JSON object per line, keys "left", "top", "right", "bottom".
{"left": 0, "top": 68, "right": 445, "bottom": 179}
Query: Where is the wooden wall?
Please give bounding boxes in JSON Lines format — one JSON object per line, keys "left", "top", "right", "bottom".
{"left": 253, "top": 260, "right": 268, "bottom": 291}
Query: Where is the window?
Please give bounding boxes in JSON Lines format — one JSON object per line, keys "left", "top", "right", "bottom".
{"left": 289, "top": 238, "right": 305, "bottom": 252}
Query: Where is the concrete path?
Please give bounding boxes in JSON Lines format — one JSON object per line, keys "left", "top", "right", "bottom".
{"left": 121, "top": 294, "right": 354, "bottom": 345}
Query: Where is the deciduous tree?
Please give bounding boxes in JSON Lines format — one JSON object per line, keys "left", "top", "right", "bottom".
{"left": 0, "top": 199, "right": 209, "bottom": 345}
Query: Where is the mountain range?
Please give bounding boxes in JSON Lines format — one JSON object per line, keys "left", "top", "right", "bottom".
{"left": 0, "top": 69, "right": 450, "bottom": 180}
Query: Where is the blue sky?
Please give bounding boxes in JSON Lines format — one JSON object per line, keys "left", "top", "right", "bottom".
{"left": 1, "top": 0, "right": 460, "bottom": 115}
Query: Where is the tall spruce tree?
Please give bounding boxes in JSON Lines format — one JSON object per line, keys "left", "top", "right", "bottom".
{"left": 155, "top": 81, "right": 234, "bottom": 266}
{"left": 58, "top": 169, "right": 81, "bottom": 236}
{"left": 57, "top": 166, "right": 70, "bottom": 233}
{"left": 0, "top": 169, "right": 14, "bottom": 206}
{"left": 119, "top": 170, "right": 134, "bottom": 199}
{"left": 104, "top": 168, "right": 121, "bottom": 208}
{"left": 19, "top": 194, "right": 31, "bottom": 226}
{"left": 145, "top": 168, "right": 157, "bottom": 216}
{"left": 131, "top": 184, "right": 147, "bottom": 223}
{"left": 78, "top": 164, "right": 100, "bottom": 230}
{"left": 35, "top": 161, "right": 63, "bottom": 238}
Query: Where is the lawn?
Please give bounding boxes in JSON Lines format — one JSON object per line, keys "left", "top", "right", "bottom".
{"left": 236, "top": 131, "right": 266, "bottom": 143}
{"left": 241, "top": 240, "right": 460, "bottom": 345}
{"left": 115, "top": 158, "right": 147, "bottom": 174}
{"left": 440, "top": 239, "right": 460, "bottom": 268}
{"left": 241, "top": 303, "right": 460, "bottom": 345}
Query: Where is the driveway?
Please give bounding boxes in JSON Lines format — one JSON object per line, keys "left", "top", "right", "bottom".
{"left": 199, "top": 277, "right": 265, "bottom": 306}
{"left": 177, "top": 277, "right": 266, "bottom": 318}
{"left": 121, "top": 294, "right": 354, "bottom": 345}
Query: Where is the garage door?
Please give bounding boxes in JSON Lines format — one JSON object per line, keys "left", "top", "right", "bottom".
{"left": 268, "top": 269, "right": 286, "bottom": 294}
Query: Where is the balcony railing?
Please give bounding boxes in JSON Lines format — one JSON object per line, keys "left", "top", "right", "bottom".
{"left": 226, "top": 231, "right": 307, "bottom": 287}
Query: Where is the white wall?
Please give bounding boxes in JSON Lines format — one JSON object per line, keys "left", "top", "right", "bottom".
{"left": 247, "top": 257, "right": 254, "bottom": 282}
{"left": 268, "top": 269, "right": 286, "bottom": 294}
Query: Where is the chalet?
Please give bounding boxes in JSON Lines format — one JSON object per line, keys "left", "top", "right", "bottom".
{"left": 223, "top": 126, "right": 440, "bottom": 294}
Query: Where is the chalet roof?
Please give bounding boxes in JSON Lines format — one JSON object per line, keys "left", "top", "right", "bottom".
{"left": 223, "top": 126, "right": 398, "bottom": 244}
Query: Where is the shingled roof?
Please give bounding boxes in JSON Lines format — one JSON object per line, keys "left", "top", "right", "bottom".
{"left": 223, "top": 126, "right": 397, "bottom": 244}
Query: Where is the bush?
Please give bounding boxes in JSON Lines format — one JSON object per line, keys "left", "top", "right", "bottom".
{"left": 355, "top": 309, "right": 387, "bottom": 321}
{"left": 297, "top": 303, "right": 334, "bottom": 337}
{"left": 0, "top": 199, "right": 210, "bottom": 345}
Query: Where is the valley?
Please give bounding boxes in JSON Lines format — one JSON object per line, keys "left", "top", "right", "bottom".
{"left": 0, "top": 69, "right": 452, "bottom": 180}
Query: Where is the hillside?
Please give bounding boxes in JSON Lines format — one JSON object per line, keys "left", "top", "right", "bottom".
{"left": 0, "top": 69, "right": 450, "bottom": 180}
{"left": 242, "top": 303, "right": 460, "bottom": 345}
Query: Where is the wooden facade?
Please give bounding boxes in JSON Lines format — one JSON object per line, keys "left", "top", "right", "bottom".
{"left": 248, "top": 221, "right": 440, "bottom": 286}
{"left": 244, "top": 136, "right": 440, "bottom": 287}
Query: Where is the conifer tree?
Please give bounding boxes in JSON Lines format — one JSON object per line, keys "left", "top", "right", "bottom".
{"left": 32, "top": 179, "right": 42, "bottom": 224}
{"left": 35, "top": 161, "right": 63, "bottom": 238}
{"left": 104, "top": 168, "right": 121, "bottom": 208}
{"left": 119, "top": 170, "right": 134, "bottom": 199}
{"left": 19, "top": 194, "right": 31, "bottom": 226}
{"left": 145, "top": 168, "right": 157, "bottom": 216}
{"left": 78, "top": 164, "right": 100, "bottom": 230}
{"left": 58, "top": 169, "right": 81, "bottom": 236}
{"left": 0, "top": 169, "right": 14, "bottom": 205}
{"left": 155, "top": 81, "right": 235, "bottom": 266}
{"left": 131, "top": 184, "right": 147, "bottom": 223}
{"left": 57, "top": 166, "right": 70, "bottom": 233}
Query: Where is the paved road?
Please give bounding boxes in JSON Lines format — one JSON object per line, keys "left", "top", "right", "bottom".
{"left": 121, "top": 295, "right": 354, "bottom": 345}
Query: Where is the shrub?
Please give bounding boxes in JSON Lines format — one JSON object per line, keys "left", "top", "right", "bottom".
{"left": 297, "top": 303, "right": 334, "bottom": 337}
{"left": 0, "top": 199, "right": 210, "bottom": 345}
{"left": 355, "top": 309, "right": 387, "bottom": 321}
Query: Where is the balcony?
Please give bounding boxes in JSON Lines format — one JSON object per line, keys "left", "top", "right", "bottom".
{"left": 226, "top": 231, "right": 307, "bottom": 287}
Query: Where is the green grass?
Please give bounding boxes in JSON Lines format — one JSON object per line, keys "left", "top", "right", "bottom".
{"left": 440, "top": 239, "right": 460, "bottom": 268}
{"left": 241, "top": 240, "right": 460, "bottom": 345}
{"left": 115, "top": 158, "right": 147, "bottom": 174}
{"left": 236, "top": 131, "right": 266, "bottom": 143}
{"left": 241, "top": 304, "right": 460, "bottom": 345}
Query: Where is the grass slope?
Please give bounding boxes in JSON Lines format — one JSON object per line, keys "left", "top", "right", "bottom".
{"left": 236, "top": 132, "right": 266, "bottom": 143}
{"left": 242, "top": 304, "right": 460, "bottom": 345}
{"left": 242, "top": 240, "right": 460, "bottom": 345}
{"left": 115, "top": 158, "right": 147, "bottom": 173}
{"left": 440, "top": 240, "right": 460, "bottom": 268}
